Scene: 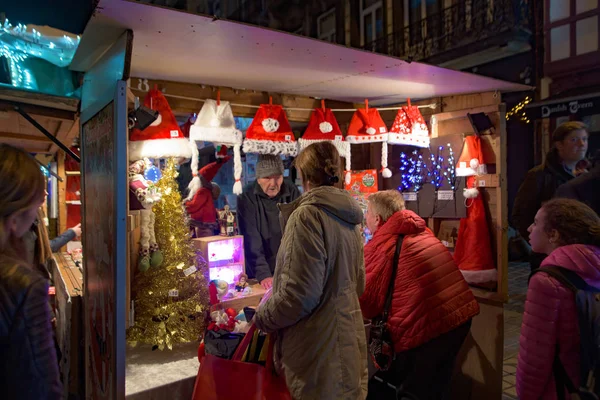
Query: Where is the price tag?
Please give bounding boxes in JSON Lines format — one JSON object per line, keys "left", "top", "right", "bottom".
{"left": 284, "top": 135, "right": 292, "bottom": 141}
{"left": 437, "top": 190, "right": 454, "bottom": 201}
{"left": 168, "top": 289, "right": 179, "bottom": 297}
{"left": 403, "top": 192, "right": 417, "bottom": 202}
{"left": 479, "top": 180, "right": 486, "bottom": 187}
{"left": 170, "top": 130, "right": 179, "bottom": 138}
{"left": 459, "top": 162, "right": 467, "bottom": 169}
{"left": 183, "top": 266, "right": 197, "bottom": 277}
{"left": 379, "top": 127, "right": 387, "bottom": 133}
{"left": 335, "top": 135, "right": 343, "bottom": 141}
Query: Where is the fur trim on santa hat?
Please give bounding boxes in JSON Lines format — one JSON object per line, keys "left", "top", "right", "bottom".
{"left": 387, "top": 132, "right": 430, "bottom": 148}
{"left": 345, "top": 133, "right": 388, "bottom": 144}
{"left": 233, "top": 144, "right": 243, "bottom": 195}
{"left": 129, "top": 138, "right": 192, "bottom": 161}
{"left": 186, "top": 142, "right": 201, "bottom": 202}
{"left": 381, "top": 143, "right": 392, "bottom": 178}
{"left": 460, "top": 268, "right": 498, "bottom": 284}
{"left": 242, "top": 139, "right": 298, "bottom": 157}
{"left": 463, "top": 187, "right": 480, "bottom": 199}
{"left": 189, "top": 126, "right": 243, "bottom": 146}
{"left": 298, "top": 138, "right": 349, "bottom": 158}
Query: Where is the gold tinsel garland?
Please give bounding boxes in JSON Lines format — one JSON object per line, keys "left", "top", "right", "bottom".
{"left": 127, "top": 158, "right": 210, "bottom": 350}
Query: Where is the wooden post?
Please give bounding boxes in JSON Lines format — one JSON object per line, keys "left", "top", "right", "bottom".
{"left": 57, "top": 150, "right": 67, "bottom": 244}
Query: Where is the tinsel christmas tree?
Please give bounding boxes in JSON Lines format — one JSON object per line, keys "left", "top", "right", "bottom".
{"left": 127, "top": 158, "right": 209, "bottom": 350}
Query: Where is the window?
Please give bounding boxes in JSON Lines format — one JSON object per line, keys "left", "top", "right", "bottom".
{"left": 318, "top": 8, "right": 336, "bottom": 43}
{"left": 550, "top": 0, "right": 570, "bottom": 22}
{"left": 360, "top": 0, "right": 384, "bottom": 47}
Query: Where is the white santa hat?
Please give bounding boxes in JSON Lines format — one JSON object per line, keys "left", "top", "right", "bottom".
{"left": 187, "top": 99, "right": 243, "bottom": 199}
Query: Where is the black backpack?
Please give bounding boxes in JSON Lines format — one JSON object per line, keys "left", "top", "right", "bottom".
{"left": 531, "top": 266, "right": 600, "bottom": 400}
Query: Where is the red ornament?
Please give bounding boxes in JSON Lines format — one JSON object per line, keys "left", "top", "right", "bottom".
{"left": 225, "top": 308, "right": 237, "bottom": 318}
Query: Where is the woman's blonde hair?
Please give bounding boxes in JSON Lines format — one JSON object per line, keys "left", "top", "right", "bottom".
{"left": 294, "top": 142, "right": 342, "bottom": 188}
{"left": 368, "top": 190, "right": 406, "bottom": 223}
{"left": 541, "top": 198, "right": 600, "bottom": 248}
{"left": 0, "top": 144, "right": 46, "bottom": 255}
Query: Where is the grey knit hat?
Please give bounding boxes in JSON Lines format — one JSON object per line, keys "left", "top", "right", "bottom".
{"left": 255, "top": 154, "right": 284, "bottom": 179}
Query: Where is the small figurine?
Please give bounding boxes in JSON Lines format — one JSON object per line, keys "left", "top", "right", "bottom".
{"left": 235, "top": 273, "right": 248, "bottom": 292}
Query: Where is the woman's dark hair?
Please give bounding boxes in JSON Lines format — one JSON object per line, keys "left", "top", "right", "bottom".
{"left": 541, "top": 198, "right": 600, "bottom": 248}
{"left": 294, "top": 142, "right": 342, "bottom": 188}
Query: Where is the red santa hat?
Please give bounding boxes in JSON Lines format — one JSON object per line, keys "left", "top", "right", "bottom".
{"left": 456, "top": 135, "right": 488, "bottom": 177}
{"left": 453, "top": 175, "right": 497, "bottom": 287}
{"left": 129, "top": 89, "right": 192, "bottom": 161}
{"left": 346, "top": 103, "right": 391, "bottom": 183}
{"left": 188, "top": 99, "right": 243, "bottom": 198}
{"left": 242, "top": 102, "right": 297, "bottom": 157}
{"left": 388, "top": 101, "right": 430, "bottom": 149}
{"left": 299, "top": 105, "right": 351, "bottom": 176}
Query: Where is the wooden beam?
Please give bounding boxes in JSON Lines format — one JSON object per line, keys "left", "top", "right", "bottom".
{"left": 0, "top": 102, "right": 77, "bottom": 121}
{"left": 0, "top": 132, "right": 53, "bottom": 142}
{"left": 50, "top": 118, "right": 79, "bottom": 154}
{"left": 0, "top": 85, "right": 79, "bottom": 112}
{"left": 57, "top": 150, "right": 67, "bottom": 243}
{"left": 129, "top": 77, "right": 356, "bottom": 123}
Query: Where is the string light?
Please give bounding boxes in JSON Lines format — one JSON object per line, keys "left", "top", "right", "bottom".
{"left": 399, "top": 144, "right": 456, "bottom": 192}
{"left": 398, "top": 150, "right": 425, "bottom": 192}
{"left": 506, "top": 96, "right": 532, "bottom": 124}
{"left": 444, "top": 143, "right": 456, "bottom": 190}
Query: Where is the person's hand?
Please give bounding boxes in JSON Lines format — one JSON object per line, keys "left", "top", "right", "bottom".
{"left": 260, "top": 277, "right": 273, "bottom": 290}
{"left": 71, "top": 223, "right": 82, "bottom": 237}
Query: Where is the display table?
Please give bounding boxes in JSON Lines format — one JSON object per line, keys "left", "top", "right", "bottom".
{"left": 125, "top": 342, "right": 199, "bottom": 400}
{"left": 51, "top": 252, "right": 84, "bottom": 400}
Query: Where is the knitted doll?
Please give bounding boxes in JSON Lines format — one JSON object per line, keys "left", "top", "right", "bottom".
{"left": 129, "top": 159, "right": 163, "bottom": 272}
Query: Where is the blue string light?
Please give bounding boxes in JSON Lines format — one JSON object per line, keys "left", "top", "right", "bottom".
{"left": 398, "top": 150, "right": 425, "bottom": 192}
{"left": 144, "top": 164, "right": 162, "bottom": 183}
{"left": 398, "top": 144, "right": 457, "bottom": 192}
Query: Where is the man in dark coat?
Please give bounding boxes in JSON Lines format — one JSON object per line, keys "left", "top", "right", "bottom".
{"left": 237, "top": 155, "right": 301, "bottom": 289}
{"left": 512, "top": 121, "right": 589, "bottom": 271}
{"left": 555, "top": 149, "right": 600, "bottom": 215}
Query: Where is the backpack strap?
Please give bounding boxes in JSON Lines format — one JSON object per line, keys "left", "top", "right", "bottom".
{"left": 381, "top": 235, "right": 404, "bottom": 323}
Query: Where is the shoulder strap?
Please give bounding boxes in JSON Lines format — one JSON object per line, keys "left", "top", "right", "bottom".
{"left": 530, "top": 265, "right": 599, "bottom": 293}
{"left": 382, "top": 235, "right": 404, "bottom": 322}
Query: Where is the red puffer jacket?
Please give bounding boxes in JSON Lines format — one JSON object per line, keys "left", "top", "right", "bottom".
{"left": 360, "top": 210, "right": 479, "bottom": 353}
{"left": 517, "top": 244, "right": 600, "bottom": 400}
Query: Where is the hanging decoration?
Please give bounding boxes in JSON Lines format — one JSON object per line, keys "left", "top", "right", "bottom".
{"left": 398, "top": 150, "right": 426, "bottom": 192}
{"left": 506, "top": 96, "right": 532, "bottom": 124}
{"left": 443, "top": 143, "right": 456, "bottom": 191}
{"left": 144, "top": 163, "right": 162, "bottom": 183}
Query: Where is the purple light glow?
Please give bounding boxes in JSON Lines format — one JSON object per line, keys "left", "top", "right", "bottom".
{"left": 209, "top": 264, "right": 244, "bottom": 285}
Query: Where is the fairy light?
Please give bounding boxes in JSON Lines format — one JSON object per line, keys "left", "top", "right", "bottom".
{"left": 443, "top": 143, "right": 456, "bottom": 190}
{"left": 506, "top": 96, "right": 532, "bottom": 124}
{"left": 398, "top": 150, "right": 426, "bottom": 192}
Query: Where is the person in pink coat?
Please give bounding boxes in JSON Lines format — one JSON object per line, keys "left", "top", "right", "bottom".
{"left": 516, "top": 198, "right": 600, "bottom": 399}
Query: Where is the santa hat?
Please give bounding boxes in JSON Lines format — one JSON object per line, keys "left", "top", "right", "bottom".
{"left": 200, "top": 155, "right": 232, "bottom": 184}
{"left": 299, "top": 106, "right": 351, "bottom": 176}
{"left": 188, "top": 99, "right": 243, "bottom": 197}
{"left": 456, "top": 135, "right": 488, "bottom": 177}
{"left": 346, "top": 104, "right": 391, "bottom": 183}
{"left": 388, "top": 101, "right": 430, "bottom": 148}
{"left": 242, "top": 103, "right": 297, "bottom": 157}
{"left": 129, "top": 89, "right": 192, "bottom": 161}
{"left": 454, "top": 175, "right": 497, "bottom": 286}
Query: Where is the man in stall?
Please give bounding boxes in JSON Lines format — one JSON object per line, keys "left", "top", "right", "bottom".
{"left": 236, "top": 155, "right": 300, "bottom": 290}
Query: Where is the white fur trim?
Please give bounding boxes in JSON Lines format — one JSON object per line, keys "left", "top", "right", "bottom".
{"left": 387, "top": 133, "right": 430, "bottom": 148}
{"left": 298, "top": 138, "right": 349, "bottom": 158}
{"left": 460, "top": 268, "right": 498, "bottom": 284}
{"left": 456, "top": 167, "right": 476, "bottom": 177}
{"left": 345, "top": 171, "right": 351, "bottom": 185}
{"left": 189, "top": 126, "right": 243, "bottom": 145}
{"left": 242, "top": 139, "right": 298, "bottom": 156}
{"left": 463, "top": 187, "right": 479, "bottom": 199}
{"left": 185, "top": 141, "right": 201, "bottom": 201}
{"left": 346, "top": 134, "right": 388, "bottom": 144}
{"left": 233, "top": 144, "right": 243, "bottom": 195}
{"left": 129, "top": 138, "right": 192, "bottom": 161}
{"left": 381, "top": 142, "right": 391, "bottom": 178}
{"left": 186, "top": 176, "right": 201, "bottom": 202}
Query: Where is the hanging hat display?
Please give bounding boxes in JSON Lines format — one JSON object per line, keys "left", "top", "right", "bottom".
{"left": 453, "top": 175, "right": 497, "bottom": 287}
{"left": 188, "top": 98, "right": 243, "bottom": 197}
{"left": 129, "top": 89, "right": 192, "bottom": 161}
{"left": 388, "top": 100, "right": 430, "bottom": 148}
{"left": 242, "top": 100, "right": 297, "bottom": 157}
{"left": 346, "top": 101, "right": 391, "bottom": 183}
{"left": 455, "top": 135, "right": 488, "bottom": 177}
{"left": 299, "top": 103, "right": 351, "bottom": 178}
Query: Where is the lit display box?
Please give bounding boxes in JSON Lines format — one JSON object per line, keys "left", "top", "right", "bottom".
{"left": 192, "top": 235, "right": 245, "bottom": 284}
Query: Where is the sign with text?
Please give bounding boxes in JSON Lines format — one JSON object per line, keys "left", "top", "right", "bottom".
{"left": 527, "top": 96, "right": 600, "bottom": 119}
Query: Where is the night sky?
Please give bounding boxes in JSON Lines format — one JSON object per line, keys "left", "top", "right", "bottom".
{"left": 2, "top": 0, "right": 95, "bottom": 34}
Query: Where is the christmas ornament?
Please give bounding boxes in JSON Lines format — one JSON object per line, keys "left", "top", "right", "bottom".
{"left": 144, "top": 163, "right": 162, "bottom": 183}
{"left": 189, "top": 98, "right": 243, "bottom": 195}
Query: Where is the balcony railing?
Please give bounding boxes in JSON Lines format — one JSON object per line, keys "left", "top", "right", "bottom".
{"left": 364, "top": 0, "right": 531, "bottom": 61}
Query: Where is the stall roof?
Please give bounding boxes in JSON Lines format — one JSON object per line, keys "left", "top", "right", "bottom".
{"left": 0, "top": 85, "right": 79, "bottom": 155}
{"left": 72, "top": 0, "right": 531, "bottom": 106}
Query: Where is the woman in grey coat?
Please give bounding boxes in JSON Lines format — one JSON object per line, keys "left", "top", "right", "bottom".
{"left": 254, "top": 142, "right": 368, "bottom": 400}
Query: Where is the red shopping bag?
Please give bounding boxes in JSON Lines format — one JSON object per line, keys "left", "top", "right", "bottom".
{"left": 192, "top": 323, "right": 292, "bottom": 400}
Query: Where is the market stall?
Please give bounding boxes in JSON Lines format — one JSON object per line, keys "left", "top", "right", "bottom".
{"left": 71, "top": 1, "right": 529, "bottom": 399}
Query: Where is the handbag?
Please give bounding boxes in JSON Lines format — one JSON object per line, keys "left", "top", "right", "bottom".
{"left": 193, "top": 323, "right": 292, "bottom": 400}
{"left": 368, "top": 235, "right": 404, "bottom": 372}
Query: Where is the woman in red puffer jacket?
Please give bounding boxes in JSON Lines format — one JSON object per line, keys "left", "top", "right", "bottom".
{"left": 360, "top": 190, "right": 479, "bottom": 400}
{"left": 517, "top": 198, "right": 600, "bottom": 400}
